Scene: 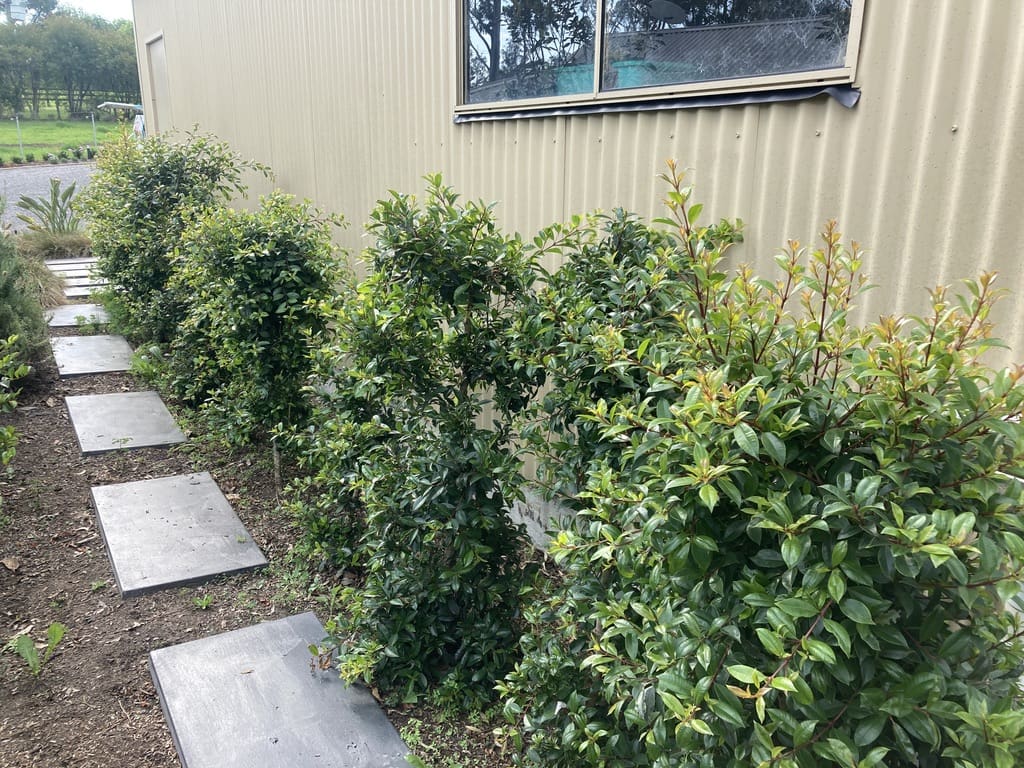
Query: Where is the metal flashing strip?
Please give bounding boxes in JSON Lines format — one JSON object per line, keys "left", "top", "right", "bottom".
{"left": 454, "top": 85, "right": 860, "bottom": 124}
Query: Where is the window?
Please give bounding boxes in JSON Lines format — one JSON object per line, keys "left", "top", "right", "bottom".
{"left": 460, "top": 1, "right": 864, "bottom": 113}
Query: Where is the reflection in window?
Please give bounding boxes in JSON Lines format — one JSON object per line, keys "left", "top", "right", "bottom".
{"left": 602, "top": 1, "right": 852, "bottom": 91}
{"left": 466, "top": 0, "right": 597, "bottom": 103}
{"left": 463, "top": 1, "right": 855, "bottom": 106}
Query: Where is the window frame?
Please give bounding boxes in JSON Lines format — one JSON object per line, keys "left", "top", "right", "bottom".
{"left": 455, "top": 0, "right": 866, "bottom": 116}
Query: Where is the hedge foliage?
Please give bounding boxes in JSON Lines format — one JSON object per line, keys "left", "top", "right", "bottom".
{"left": 293, "top": 177, "right": 544, "bottom": 705}
{"left": 78, "top": 130, "right": 265, "bottom": 343}
{"left": 498, "top": 164, "right": 1024, "bottom": 768}
{"left": 80, "top": 142, "right": 1024, "bottom": 764}
{"left": 168, "top": 193, "right": 340, "bottom": 442}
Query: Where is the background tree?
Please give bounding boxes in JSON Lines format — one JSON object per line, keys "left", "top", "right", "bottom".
{"left": 0, "top": 8, "right": 139, "bottom": 118}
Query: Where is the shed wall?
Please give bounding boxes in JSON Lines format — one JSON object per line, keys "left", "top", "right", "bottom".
{"left": 130, "top": 0, "right": 1024, "bottom": 362}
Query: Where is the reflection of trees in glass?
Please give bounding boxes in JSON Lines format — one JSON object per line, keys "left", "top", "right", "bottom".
{"left": 465, "top": 0, "right": 852, "bottom": 101}
{"left": 467, "top": 0, "right": 595, "bottom": 99}
{"left": 606, "top": 0, "right": 850, "bottom": 35}
{"left": 602, "top": 0, "right": 851, "bottom": 88}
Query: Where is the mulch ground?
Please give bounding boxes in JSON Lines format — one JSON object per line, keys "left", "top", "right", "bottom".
{"left": 0, "top": 326, "right": 510, "bottom": 767}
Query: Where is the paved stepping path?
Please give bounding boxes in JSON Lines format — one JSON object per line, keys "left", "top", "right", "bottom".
{"left": 46, "top": 303, "right": 110, "bottom": 327}
{"left": 42, "top": 258, "right": 410, "bottom": 762}
{"left": 150, "top": 612, "right": 409, "bottom": 768}
{"left": 50, "top": 334, "right": 133, "bottom": 377}
{"left": 91, "top": 472, "right": 268, "bottom": 597}
{"left": 65, "top": 391, "right": 186, "bottom": 455}
{"left": 45, "top": 258, "right": 104, "bottom": 300}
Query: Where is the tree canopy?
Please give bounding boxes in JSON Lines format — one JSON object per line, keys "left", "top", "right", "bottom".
{"left": 0, "top": 8, "right": 139, "bottom": 117}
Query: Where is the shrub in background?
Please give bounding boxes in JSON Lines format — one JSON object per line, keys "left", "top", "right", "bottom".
{"left": 167, "top": 192, "right": 339, "bottom": 443}
{"left": 0, "top": 334, "right": 30, "bottom": 469}
{"left": 295, "top": 177, "right": 546, "bottom": 706}
{"left": 0, "top": 233, "right": 47, "bottom": 363}
{"left": 499, "top": 165, "right": 1024, "bottom": 767}
{"left": 77, "top": 129, "right": 266, "bottom": 343}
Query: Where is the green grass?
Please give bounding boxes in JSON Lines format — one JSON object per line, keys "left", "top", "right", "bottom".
{"left": 0, "top": 118, "right": 126, "bottom": 161}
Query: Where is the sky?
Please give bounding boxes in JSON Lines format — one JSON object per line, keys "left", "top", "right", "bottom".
{"left": 61, "top": 0, "right": 134, "bottom": 22}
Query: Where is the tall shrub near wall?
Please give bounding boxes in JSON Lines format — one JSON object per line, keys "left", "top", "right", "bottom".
{"left": 78, "top": 130, "right": 265, "bottom": 343}
{"left": 294, "top": 177, "right": 554, "bottom": 705}
{"left": 500, "top": 166, "right": 1024, "bottom": 767}
{"left": 167, "top": 193, "right": 340, "bottom": 442}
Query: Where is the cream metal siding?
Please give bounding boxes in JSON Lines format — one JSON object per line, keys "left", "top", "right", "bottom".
{"left": 132, "top": 0, "right": 1024, "bottom": 362}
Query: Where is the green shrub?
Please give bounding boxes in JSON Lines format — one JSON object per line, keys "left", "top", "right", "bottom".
{"left": 0, "top": 335, "right": 30, "bottom": 468}
{"left": 167, "top": 192, "right": 340, "bottom": 442}
{"left": 0, "top": 234, "right": 47, "bottom": 362}
{"left": 77, "top": 129, "right": 266, "bottom": 343}
{"left": 295, "top": 177, "right": 543, "bottom": 706}
{"left": 23, "top": 153, "right": 34, "bottom": 163}
{"left": 499, "top": 164, "right": 1024, "bottom": 767}
{"left": 513, "top": 207, "right": 741, "bottom": 507}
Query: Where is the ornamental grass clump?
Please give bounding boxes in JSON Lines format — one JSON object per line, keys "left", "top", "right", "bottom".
{"left": 499, "top": 162, "right": 1024, "bottom": 767}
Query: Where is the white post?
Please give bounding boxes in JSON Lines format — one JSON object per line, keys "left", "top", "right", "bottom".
{"left": 14, "top": 114, "right": 23, "bottom": 158}
{"left": 90, "top": 111, "right": 97, "bottom": 147}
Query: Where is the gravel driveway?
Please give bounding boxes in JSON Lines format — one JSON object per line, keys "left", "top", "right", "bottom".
{"left": 0, "top": 162, "right": 95, "bottom": 231}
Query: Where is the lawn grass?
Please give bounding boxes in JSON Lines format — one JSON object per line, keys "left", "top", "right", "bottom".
{"left": 0, "top": 118, "right": 127, "bottom": 161}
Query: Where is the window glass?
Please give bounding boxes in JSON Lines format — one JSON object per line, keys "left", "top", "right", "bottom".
{"left": 601, "top": 1, "right": 853, "bottom": 91}
{"left": 462, "top": 1, "right": 857, "bottom": 108}
{"left": 465, "top": 0, "right": 598, "bottom": 104}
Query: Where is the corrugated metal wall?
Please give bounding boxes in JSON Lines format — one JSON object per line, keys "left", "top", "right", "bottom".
{"left": 131, "top": 0, "right": 1024, "bottom": 363}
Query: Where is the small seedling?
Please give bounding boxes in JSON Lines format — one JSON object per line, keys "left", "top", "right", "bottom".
{"left": 90, "top": 579, "right": 108, "bottom": 592}
{"left": 192, "top": 594, "right": 213, "bottom": 610}
{"left": 75, "top": 315, "right": 104, "bottom": 334}
{"left": 6, "top": 622, "right": 67, "bottom": 676}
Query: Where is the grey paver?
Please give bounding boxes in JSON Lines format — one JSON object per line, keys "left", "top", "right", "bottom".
{"left": 45, "top": 255, "right": 97, "bottom": 266}
{"left": 91, "top": 472, "right": 267, "bottom": 597}
{"left": 46, "top": 303, "right": 110, "bottom": 327}
{"left": 64, "top": 285, "right": 99, "bottom": 299}
{"left": 49, "top": 267, "right": 93, "bottom": 278}
{"left": 50, "top": 334, "right": 133, "bottom": 377}
{"left": 150, "top": 612, "right": 409, "bottom": 768}
{"left": 62, "top": 276, "right": 107, "bottom": 287}
{"left": 65, "top": 391, "right": 185, "bottom": 455}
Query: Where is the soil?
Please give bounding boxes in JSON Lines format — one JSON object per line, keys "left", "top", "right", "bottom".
{"left": 0, "top": 325, "right": 511, "bottom": 767}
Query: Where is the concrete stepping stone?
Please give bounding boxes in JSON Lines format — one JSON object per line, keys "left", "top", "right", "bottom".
{"left": 65, "top": 285, "right": 99, "bottom": 299}
{"left": 46, "top": 257, "right": 97, "bottom": 268}
{"left": 46, "top": 303, "right": 110, "bottom": 327}
{"left": 91, "top": 472, "right": 268, "bottom": 597}
{"left": 49, "top": 267, "right": 94, "bottom": 278}
{"left": 62, "top": 276, "right": 108, "bottom": 287}
{"left": 50, "top": 334, "right": 133, "bottom": 377}
{"left": 150, "top": 612, "right": 409, "bottom": 768}
{"left": 65, "top": 391, "right": 186, "bottom": 455}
